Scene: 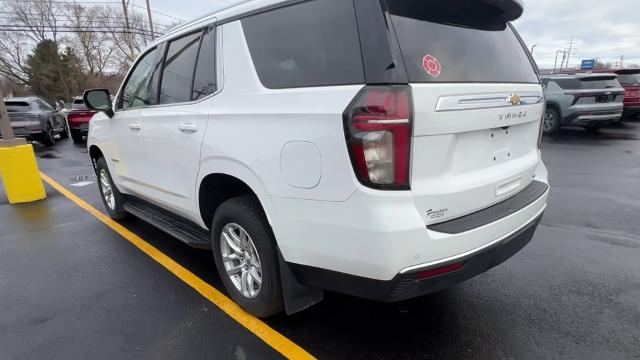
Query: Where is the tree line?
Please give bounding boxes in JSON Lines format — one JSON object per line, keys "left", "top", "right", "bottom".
{"left": 0, "top": 0, "right": 177, "bottom": 103}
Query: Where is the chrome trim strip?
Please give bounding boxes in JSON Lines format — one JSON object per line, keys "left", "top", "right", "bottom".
{"left": 435, "top": 92, "right": 543, "bottom": 112}
{"left": 365, "top": 119, "right": 409, "bottom": 124}
{"left": 398, "top": 201, "right": 547, "bottom": 275}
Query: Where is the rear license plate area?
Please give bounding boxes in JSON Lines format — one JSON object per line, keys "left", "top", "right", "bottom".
{"left": 490, "top": 128, "right": 511, "bottom": 163}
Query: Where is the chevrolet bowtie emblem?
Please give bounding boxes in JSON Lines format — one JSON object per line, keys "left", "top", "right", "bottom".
{"left": 508, "top": 94, "right": 521, "bottom": 106}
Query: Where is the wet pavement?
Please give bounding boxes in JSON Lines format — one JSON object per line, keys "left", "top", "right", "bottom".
{"left": 1, "top": 121, "right": 640, "bottom": 359}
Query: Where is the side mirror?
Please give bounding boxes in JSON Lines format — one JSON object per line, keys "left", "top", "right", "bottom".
{"left": 83, "top": 89, "right": 114, "bottom": 118}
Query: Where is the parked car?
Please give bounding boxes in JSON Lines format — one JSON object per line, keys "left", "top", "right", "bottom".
{"left": 614, "top": 69, "right": 640, "bottom": 118}
{"left": 540, "top": 73, "right": 624, "bottom": 134}
{"left": 3, "top": 96, "right": 68, "bottom": 146}
{"left": 67, "top": 96, "right": 96, "bottom": 143}
{"left": 84, "top": 0, "right": 549, "bottom": 317}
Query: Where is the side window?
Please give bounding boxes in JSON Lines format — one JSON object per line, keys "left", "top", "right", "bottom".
{"left": 159, "top": 31, "right": 202, "bottom": 104}
{"left": 241, "top": 0, "right": 364, "bottom": 89}
{"left": 37, "top": 100, "right": 53, "bottom": 111}
{"left": 121, "top": 48, "right": 160, "bottom": 110}
{"left": 192, "top": 26, "right": 216, "bottom": 101}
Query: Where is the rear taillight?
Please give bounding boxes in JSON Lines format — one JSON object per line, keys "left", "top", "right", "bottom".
{"left": 343, "top": 85, "right": 412, "bottom": 190}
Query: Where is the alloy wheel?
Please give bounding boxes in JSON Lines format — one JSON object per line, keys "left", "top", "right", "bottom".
{"left": 543, "top": 111, "right": 556, "bottom": 131}
{"left": 99, "top": 169, "right": 116, "bottom": 210}
{"left": 220, "top": 223, "right": 263, "bottom": 299}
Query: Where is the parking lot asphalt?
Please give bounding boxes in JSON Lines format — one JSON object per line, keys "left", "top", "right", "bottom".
{"left": 1, "top": 121, "right": 640, "bottom": 360}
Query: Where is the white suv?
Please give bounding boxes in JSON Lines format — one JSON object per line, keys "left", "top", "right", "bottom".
{"left": 84, "top": 0, "right": 549, "bottom": 317}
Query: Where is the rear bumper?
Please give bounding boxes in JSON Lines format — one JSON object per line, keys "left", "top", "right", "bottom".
{"left": 288, "top": 213, "right": 542, "bottom": 302}
{"left": 565, "top": 111, "right": 623, "bottom": 124}
{"left": 69, "top": 123, "right": 89, "bottom": 135}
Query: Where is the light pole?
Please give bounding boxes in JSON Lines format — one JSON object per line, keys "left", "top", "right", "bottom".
{"left": 553, "top": 50, "right": 564, "bottom": 73}
{"left": 530, "top": 44, "right": 537, "bottom": 56}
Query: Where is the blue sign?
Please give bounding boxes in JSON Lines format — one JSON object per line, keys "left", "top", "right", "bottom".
{"left": 581, "top": 59, "right": 595, "bottom": 70}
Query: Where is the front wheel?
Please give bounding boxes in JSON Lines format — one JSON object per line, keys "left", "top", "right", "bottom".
{"left": 59, "top": 121, "right": 69, "bottom": 139}
{"left": 96, "top": 157, "right": 127, "bottom": 220}
{"left": 40, "top": 123, "right": 55, "bottom": 146}
{"left": 211, "top": 196, "right": 284, "bottom": 318}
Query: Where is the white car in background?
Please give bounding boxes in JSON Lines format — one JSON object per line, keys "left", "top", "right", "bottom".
{"left": 84, "top": 0, "right": 549, "bottom": 317}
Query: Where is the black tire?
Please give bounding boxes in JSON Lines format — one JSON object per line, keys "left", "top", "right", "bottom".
{"left": 95, "top": 157, "right": 127, "bottom": 220}
{"left": 40, "top": 123, "right": 55, "bottom": 146}
{"left": 71, "top": 130, "right": 83, "bottom": 143}
{"left": 583, "top": 122, "right": 604, "bottom": 132}
{"left": 211, "top": 195, "right": 284, "bottom": 318}
{"left": 59, "top": 121, "right": 69, "bottom": 139}
{"left": 543, "top": 107, "right": 561, "bottom": 135}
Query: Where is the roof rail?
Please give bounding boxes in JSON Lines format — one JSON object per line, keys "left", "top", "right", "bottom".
{"left": 163, "top": 0, "right": 253, "bottom": 36}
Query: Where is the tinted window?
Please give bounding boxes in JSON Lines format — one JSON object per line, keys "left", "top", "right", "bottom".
{"left": 36, "top": 100, "right": 53, "bottom": 111}
{"left": 617, "top": 73, "right": 640, "bottom": 85}
{"left": 242, "top": 0, "right": 364, "bottom": 89}
{"left": 159, "top": 31, "right": 202, "bottom": 104}
{"left": 121, "top": 48, "right": 160, "bottom": 109}
{"left": 4, "top": 101, "right": 31, "bottom": 112}
{"left": 72, "top": 99, "right": 87, "bottom": 110}
{"left": 553, "top": 77, "right": 620, "bottom": 90}
{"left": 192, "top": 26, "right": 216, "bottom": 100}
{"left": 386, "top": 0, "right": 538, "bottom": 83}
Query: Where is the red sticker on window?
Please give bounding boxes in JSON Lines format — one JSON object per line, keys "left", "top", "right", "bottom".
{"left": 422, "top": 55, "right": 441, "bottom": 78}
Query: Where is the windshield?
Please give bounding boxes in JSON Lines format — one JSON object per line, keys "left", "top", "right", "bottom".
{"left": 386, "top": 0, "right": 538, "bottom": 84}
{"left": 617, "top": 73, "right": 640, "bottom": 85}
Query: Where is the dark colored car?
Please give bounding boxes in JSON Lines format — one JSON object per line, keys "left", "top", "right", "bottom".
{"left": 3, "top": 96, "right": 68, "bottom": 146}
{"left": 67, "top": 96, "right": 96, "bottom": 143}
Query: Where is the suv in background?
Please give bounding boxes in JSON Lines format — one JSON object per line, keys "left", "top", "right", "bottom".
{"left": 84, "top": 0, "right": 549, "bottom": 318}
{"left": 3, "top": 96, "right": 68, "bottom": 146}
{"left": 67, "top": 96, "right": 96, "bottom": 143}
{"left": 541, "top": 73, "right": 624, "bottom": 134}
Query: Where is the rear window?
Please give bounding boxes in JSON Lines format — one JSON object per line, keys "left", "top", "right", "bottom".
{"left": 552, "top": 77, "right": 621, "bottom": 90}
{"left": 4, "top": 101, "right": 31, "bottom": 112}
{"left": 617, "top": 73, "right": 640, "bottom": 86}
{"left": 72, "top": 99, "right": 87, "bottom": 110}
{"left": 242, "top": 0, "right": 364, "bottom": 89}
{"left": 386, "top": 0, "right": 538, "bottom": 83}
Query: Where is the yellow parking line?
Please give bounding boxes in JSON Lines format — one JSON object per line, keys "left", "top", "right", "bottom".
{"left": 40, "top": 172, "right": 315, "bottom": 360}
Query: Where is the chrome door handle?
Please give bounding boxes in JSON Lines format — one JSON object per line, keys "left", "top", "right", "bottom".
{"left": 178, "top": 123, "right": 198, "bottom": 133}
{"left": 129, "top": 123, "right": 142, "bottom": 130}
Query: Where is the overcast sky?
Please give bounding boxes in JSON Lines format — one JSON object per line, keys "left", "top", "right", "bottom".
{"left": 147, "top": 0, "right": 640, "bottom": 69}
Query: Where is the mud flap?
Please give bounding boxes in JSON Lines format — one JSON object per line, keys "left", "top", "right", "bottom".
{"left": 277, "top": 250, "right": 324, "bottom": 315}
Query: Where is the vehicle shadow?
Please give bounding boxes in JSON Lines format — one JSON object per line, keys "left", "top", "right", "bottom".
{"left": 543, "top": 125, "right": 640, "bottom": 145}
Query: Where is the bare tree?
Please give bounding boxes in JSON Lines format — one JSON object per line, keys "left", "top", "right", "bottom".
{"left": 64, "top": 4, "right": 123, "bottom": 87}
{"left": 1, "top": 0, "right": 60, "bottom": 43}
{"left": 0, "top": 32, "right": 31, "bottom": 85}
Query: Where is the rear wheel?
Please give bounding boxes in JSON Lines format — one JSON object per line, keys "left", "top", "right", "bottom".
{"left": 542, "top": 108, "right": 560, "bottom": 135}
{"left": 96, "top": 157, "right": 127, "bottom": 220}
{"left": 211, "top": 195, "right": 283, "bottom": 318}
{"left": 71, "top": 130, "right": 83, "bottom": 143}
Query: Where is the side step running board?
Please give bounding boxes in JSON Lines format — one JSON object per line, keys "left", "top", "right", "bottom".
{"left": 123, "top": 196, "right": 211, "bottom": 249}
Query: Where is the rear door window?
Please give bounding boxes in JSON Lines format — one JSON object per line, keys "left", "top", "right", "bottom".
{"left": 385, "top": 0, "right": 538, "bottom": 83}
{"left": 159, "top": 31, "right": 202, "bottom": 104}
{"left": 242, "top": 0, "right": 364, "bottom": 89}
{"left": 192, "top": 26, "right": 217, "bottom": 101}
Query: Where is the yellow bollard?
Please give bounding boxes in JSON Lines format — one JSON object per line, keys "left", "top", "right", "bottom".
{"left": 0, "top": 143, "right": 47, "bottom": 204}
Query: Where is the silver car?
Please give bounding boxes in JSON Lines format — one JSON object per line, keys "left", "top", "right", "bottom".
{"left": 541, "top": 73, "right": 624, "bottom": 134}
{"left": 3, "top": 96, "right": 69, "bottom": 146}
